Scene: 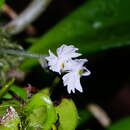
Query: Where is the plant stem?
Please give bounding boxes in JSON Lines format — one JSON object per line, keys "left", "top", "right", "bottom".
{"left": 0, "top": 48, "right": 46, "bottom": 59}
{"left": 0, "top": 48, "right": 48, "bottom": 68}
{"left": 49, "top": 77, "right": 61, "bottom": 96}
{"left": 4, "top": 0, "right": 52, "bottom": 34}
{"left": 0, "top": 78, "right": 15, "bottom": 99}
{"left": 52, "top": 77, "right": 61, "bottom": 88}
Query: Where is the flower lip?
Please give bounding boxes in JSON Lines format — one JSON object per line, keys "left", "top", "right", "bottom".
{"left": 62, "top": 59, "right": 90, "bottom": 94}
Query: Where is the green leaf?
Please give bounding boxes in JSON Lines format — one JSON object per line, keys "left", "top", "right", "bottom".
{"left": 3, "top": 85, "right": 27, "bottom": 100}
{"left": 0, "top": 0, "right": 4, "bottom": 8}
{"left": 10, "top": 85, "right": 27, "bottom": 100}
{"left": 3, "top": 93, "right": 12, "bottom": 99}
{"left": 55, "top": 98, "right": 78, "bottom": 130}
{"left": 21, "top": 0, "right": 130, "bottom": 70}
{"left": 108, "top": 117, "right": 130, "bottom": 130}
{"left": 25, "top": 106, "right": 47, "bottom": 130}
{"left": 25, "top": 92, "right": 57, "bottom": 130}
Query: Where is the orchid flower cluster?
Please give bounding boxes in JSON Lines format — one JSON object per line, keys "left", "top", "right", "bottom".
{"left": 46, "top": 44, "right": 91, "bottom": 94}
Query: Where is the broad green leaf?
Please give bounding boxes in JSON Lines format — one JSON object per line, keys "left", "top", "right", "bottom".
{"left": 0, "top": 0, "right": 4, "bottom": 8}
{"left": 25, "top": 92, "right": 57, "bottom": 130}
{"left": 55, "top": 98, "right": 78, "bottom": 130}
{"left": 25, "top": 106, "right": 47, "bottom": 130}
{"left": 108, "top": 117, "right": 130, "bottom": 130}
{"left": 21, "top": 0, "right": 130, "bottom": 70}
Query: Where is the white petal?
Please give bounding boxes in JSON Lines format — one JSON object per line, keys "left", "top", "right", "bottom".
{"left": 74, "top": 74, "right": 83, "bottom": 93}
{"left": 63, "top": 60, "right": 74, "bottom": 71}
{"left": 74, "top": 59, "right": 88, "bottom": 66}
{"left": 57, "top": 44, "right": 81, "bottom": 60}
{"left": 57, "top": 44, "right": 66, "bottom": 56}
{"left": 46, "top": 50, "right": 57, "bottom": 61}
{"left": 63, "top": 59, "right": 88, "bottom": 72}
{"left": 46, "top": 50, "right": 61, "bottom": 73}
{"left": 62, "top": 72, "right": 83, "bottom": 94}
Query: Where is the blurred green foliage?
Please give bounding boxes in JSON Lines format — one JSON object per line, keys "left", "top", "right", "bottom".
{"left": 78, "top": 109, "right": 92, "bottom": 126}
{"left": 21, "top": 0, "right": 130, "bottom": 70}
{"left": 0, "top": 32, "right": 23, "bottom": 83}
{"left": 1, "top": 84, "right": 27, "bottom": 101}
{"left": 9, "top": 85, "right": 27, "bottom": 100}
{"left": 108, "top": 117, "right": 130, "bottom": 130}
{"left": 0, "top": 0, "right": 4, "bottom": 8}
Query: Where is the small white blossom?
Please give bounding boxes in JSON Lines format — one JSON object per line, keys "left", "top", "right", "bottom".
{"left": 62, "top": 59, "right": 91, "bottom": 93}
{"left": 45, "top": 44, "right": 91, "bottom": 94}
{"left": 46, "top": 44, "right": 81, "bottom": 74}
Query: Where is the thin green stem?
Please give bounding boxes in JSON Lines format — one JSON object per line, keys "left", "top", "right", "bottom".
{"left": 0, "top": 48, "right": 47, "bottom": 59}
{"left": 52, "top": 77, "right": 61, "bottom": 88}
{"left": 0, "top": 78, "right": 15, "bottom": 99}
{"left": 0, "top": 47, "right": 48, "bottom": 68}
{"left": 49, "top": 77, "right": 61, "bottom": 96}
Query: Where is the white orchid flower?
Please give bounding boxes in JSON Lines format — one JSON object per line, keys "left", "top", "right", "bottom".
{"left": 62, "top": 59, "right": 91, "bottom": 93}
{"left": 46, "top": 44, "right": 81, "bottom": 74}
{"left": 46, "top": 44, "right": 91, "bottom": 94}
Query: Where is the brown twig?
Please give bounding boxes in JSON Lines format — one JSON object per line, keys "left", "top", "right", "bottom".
{"left": 3, "top": 0, "right": 51, "bottom": 35}
{"left": 2, "top": 4, "right": 37, "bottom": 35}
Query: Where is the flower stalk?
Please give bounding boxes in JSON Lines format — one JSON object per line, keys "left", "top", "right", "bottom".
{"left": 0, "top": 47, "right": 46, "bottom": 59}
